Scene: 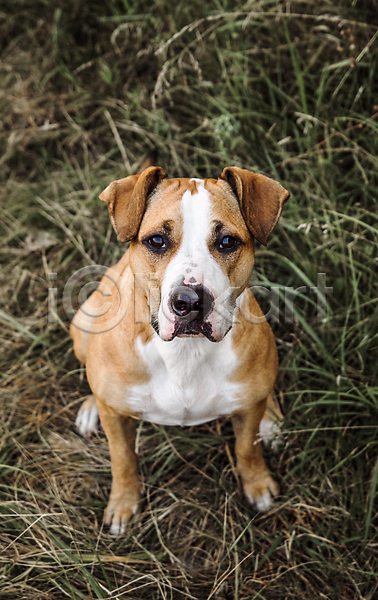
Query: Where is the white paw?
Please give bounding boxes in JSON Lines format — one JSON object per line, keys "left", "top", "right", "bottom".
{"left": 246, "top": 491, "right": 274, "bottom": 513}
{"left": 109, "top": 521, "right": 126, "bottom": 536}
{"left": 104, "top": 494, "right": 140, "bottom": 535}
{"left": 243, "top": 472, "right": 279, "bottom": 513}
{"left": 259, "top": 418, "right": 282, "bottom": 450}
{"left": 76, "top": 396, "right": 100, "bottom": 438}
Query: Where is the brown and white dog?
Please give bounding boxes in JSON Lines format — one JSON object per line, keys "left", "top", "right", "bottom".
{"left": 71, "top": 157, "right": 289, "bottom": 534}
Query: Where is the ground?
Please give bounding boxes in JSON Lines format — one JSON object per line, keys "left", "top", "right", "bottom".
{"left": 0, "top": 1, "right": 377, "bottom": 599}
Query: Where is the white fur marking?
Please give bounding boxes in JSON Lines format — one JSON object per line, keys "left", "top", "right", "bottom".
{"left": 76, "top": 401, "right": 100, "bottom": 437}
{"left": 181, "top": 179, "right": 212, "bottom": 266}
{"left": 254, "top": 492, "right": 274, "bottom": 512}
{"left": 259, "top": 418, "right": 282, "bottom": 450}
{"left": 127, "top": 335, "right": 241, "bottom": 426}
{"left": 110, "top": 522, "right": 125, "bottom": 535}
{"left": 246, "top": 490, "right": 274, "bottom": 512}
{"left": 158, "top": 179, "right": 233, "bottom": 341}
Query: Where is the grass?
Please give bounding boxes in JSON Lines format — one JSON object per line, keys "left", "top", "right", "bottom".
{"left": 0, "top": 0, "right": 377, "bottom": 598}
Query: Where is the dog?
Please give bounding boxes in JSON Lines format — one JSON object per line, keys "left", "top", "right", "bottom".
{"left": 70, "top": 153, "right": 289, "bottom": 535}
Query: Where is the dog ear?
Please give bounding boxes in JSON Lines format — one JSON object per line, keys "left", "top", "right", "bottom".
{"left": 220, "top": 167, "right": 289, "bottom": 245}
{"left": 99, "top": 166, "right": 167, "bottom": 242}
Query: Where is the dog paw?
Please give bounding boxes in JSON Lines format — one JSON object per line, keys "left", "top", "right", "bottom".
{"left": 259, "top": 418, "right": 282, "bottom": 451}
{"left": 76, "top": 395, "right": 101, "bottom": 438}
{"left": 104, "top": 494, "right": 139, "bottom": 535}
{"left": 243, "top": 472, "right": 279, "bottom": 513}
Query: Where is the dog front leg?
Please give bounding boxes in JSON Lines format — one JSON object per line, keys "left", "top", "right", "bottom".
{"left": 232, "top": 400, "right": 279, "bottom": 512}
{"left": 97, "top": 399, "right": 141, "bottom": 535}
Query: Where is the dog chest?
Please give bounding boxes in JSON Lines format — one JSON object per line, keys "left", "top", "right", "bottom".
{"left": 126, "top": 335, "right": 241, "bottom": 426}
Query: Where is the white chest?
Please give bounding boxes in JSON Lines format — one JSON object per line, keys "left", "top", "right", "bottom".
{"left": 126, "top": 335, "right": 241, "bottom": 426}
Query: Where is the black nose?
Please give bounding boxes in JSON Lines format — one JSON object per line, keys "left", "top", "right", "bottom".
{"left": 170, "top": 285, "right": 213, "bottom": 321}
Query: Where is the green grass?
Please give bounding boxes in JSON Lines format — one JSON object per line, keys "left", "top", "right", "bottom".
{"left": 1, "top": 0, "right": 377, "bottom": 598}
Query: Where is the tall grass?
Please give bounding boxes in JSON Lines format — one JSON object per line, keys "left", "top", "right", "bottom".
{"left": 0, "top": 1, "right": 377, "bottom": 598}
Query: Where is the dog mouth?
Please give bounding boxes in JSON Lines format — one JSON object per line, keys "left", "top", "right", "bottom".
{"left": 151, "top": 314, "right": 216, "bottom": 342}
{"left": 174, "top": 319, "right": 215, "bottom": 340}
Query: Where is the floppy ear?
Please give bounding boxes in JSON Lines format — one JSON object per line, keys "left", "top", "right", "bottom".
{"left": 99, "top": 166, "right": 167, "bottom": 242}
{"left": 220, "top": 166, "right": 289, "bottom": 245}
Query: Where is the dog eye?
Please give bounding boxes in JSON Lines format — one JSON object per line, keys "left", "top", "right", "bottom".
{"left": 146, "top": 235, "right": 166, "bottom": 250}
{"left": 217, "top": 235, "right": 239, "bottom": 251}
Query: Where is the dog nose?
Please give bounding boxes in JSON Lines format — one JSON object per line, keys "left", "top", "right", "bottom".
{"left": 171, "top": 287, "right": 201, "bottom": 317}
{"left": 170, "top": 285, "right": 213, "bottom": 321}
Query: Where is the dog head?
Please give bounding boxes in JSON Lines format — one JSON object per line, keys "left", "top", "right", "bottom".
{"left": 100, "top": 166, "right": 289, "bottom": 342}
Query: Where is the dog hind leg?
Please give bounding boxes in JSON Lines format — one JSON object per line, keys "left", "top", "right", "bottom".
{"left": 76, "top": 395, "right": 101, "bottom": 438}
{"left": 259, "top": 392, "right": 283, "bottom": 449}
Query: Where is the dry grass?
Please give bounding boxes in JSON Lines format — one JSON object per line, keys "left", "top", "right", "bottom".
{"left": 1, "top": 1, "right": 378, "bottom": 598}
